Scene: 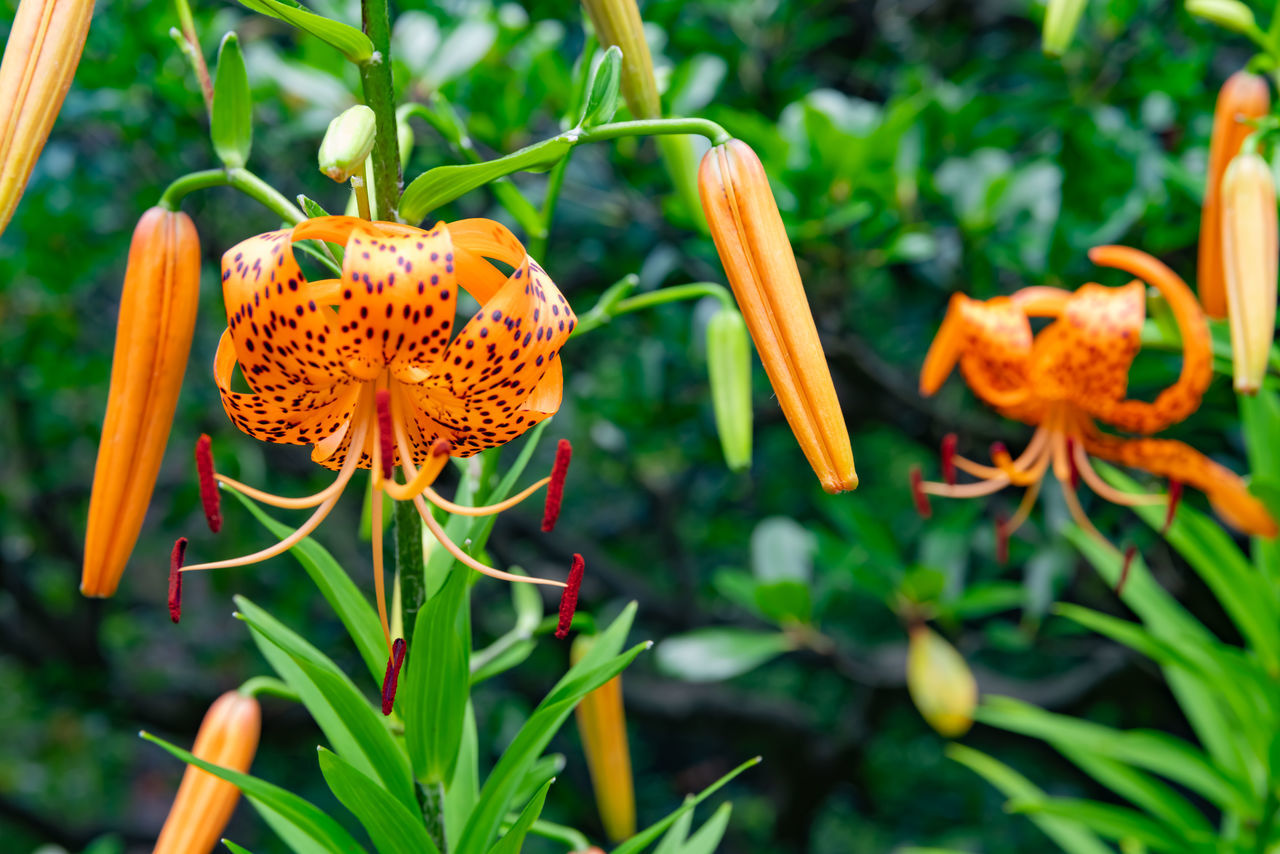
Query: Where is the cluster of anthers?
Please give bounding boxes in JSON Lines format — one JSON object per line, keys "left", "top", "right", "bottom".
{"left": 910, "top": 245, "right": 1277, "bottom": 585}
{"left": 168, "top": 215, "right": 586, "bottom": 710}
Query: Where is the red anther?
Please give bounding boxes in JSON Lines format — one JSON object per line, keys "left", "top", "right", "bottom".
{"left": 909, "top": 466, "right": 932, "bottom": 519}
{"left": 990, "top": 441, "right": 1009, "bottom": 461}
{"left": 195, "top": 434, "right": 222, "bottom": 533}
{"left": 994, "top": 515, "right": 1009, "bottom": 565}
{"left": 542, "top": 439, "right": 572, "bottom": 532}
{"left": 1064, "top": 437, "right": 1081, "bottom": 491}
{"left": 375, "top": 390, "right": 394, "bottom": 479}
{"left": 1117, "top": 545, "right": 1137, "bottom": 595}
{"left": 940, "top": 433, "right": 958, "bottom": 485}
{"left": 1163, "top": 481, "right": 1184, "bottom": 534}
{"left": 168, "top": 537, "right": 187, "bottom": 624}
{"left": 432, "top": 438, "right": 452, "bottom": 457}
{"left": 381, "top": 637, "right": 406, "bottom": 715}
{"left": 556, "top": 554, "right": 585, "bottom": 639}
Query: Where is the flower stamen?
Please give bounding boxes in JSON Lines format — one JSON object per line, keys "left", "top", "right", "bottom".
{"left": 380, "top": 637, "right": 406, "bottom": 715}
{"left": 195, "top": 435, "right": 222, "bottom": 533}
{"left": 556, "top": 553, "right": 585, "bottom": 639}
{"left": 169, "top": 537, "right": 187, "bottom": 624}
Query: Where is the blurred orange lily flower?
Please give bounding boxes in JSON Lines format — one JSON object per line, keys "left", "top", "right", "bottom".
{"left": 181, "top": 216, "right": 580, "bottom": 662}
{"left": 915, "top": 245, "right": 1276, "bottom": 543}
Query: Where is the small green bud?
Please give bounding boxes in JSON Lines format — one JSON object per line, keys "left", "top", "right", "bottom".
{"left": 1186, "top": 0, "right": 1257, "bottom": 35}
{"left": 907, "top": 625, "right": 977, "bottom": 737}
{"left": 1042, "top": 0, "right": 1088, "bottom": 58}
{"left": 706, "top": 306, "right": 753, "bottom": 472}
{"left": 319, "top": 105, "right": 377, "bottom": 183}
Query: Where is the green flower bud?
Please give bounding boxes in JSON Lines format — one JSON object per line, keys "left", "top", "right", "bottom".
{"left": 318, "top": 105, "right": 377, "bottom": 183}
{"left": 907, "top": 625, "right": 977, "bottom": 737}
{"left": 1186, "top": 0, "right": 1257, "bottom": 35}
{"left": 706, "top": 306, "right": 753, "bottom": 472}
{"left": 1042, "top": 0, "right": 1088, "bottom": 58}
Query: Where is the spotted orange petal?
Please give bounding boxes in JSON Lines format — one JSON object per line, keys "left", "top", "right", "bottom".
{"left": 1030, "top": 281, "right": 1144, "bottom": 411}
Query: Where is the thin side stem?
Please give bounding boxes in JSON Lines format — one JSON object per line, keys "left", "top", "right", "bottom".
{"left": 158, "top": 167, "right": 307, "bottom": 224}
{"left": 578, "top": 116, "right": 732, "bottom": 147}
{"left": 531, "top": 155, "right": 571, "bottom": 259}
{"left": 173, "top": 0, "right": 213, "bottom": 114}
{"left": 359, "top": 0, "right": 401, "bottom": 218}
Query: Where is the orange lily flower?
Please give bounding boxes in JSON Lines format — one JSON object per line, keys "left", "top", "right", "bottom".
{"left": 0, "top": 0, "right": 93, "bottom": 236}
{"left": 180, "top": 216, "right": 580, "bottom": 660}
{"left": 153, "top": 689, "right": 261, "bottom": 854}
{"left": 915, "top": 245, "right": 1276, "bottom": 544}
{"left": 82, "top": 207, "right": 201, "bottom": 597}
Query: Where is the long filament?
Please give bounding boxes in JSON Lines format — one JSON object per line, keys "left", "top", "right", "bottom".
{"left": 412, "top": 495, "right": 566, "bottom": 588}
{"left": 371, "top": 484, "right": 391, "bottom": 652}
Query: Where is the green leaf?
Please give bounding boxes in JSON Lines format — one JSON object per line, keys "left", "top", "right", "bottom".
{"left": 489, "top": 778, "right": 553, "bottom": 854}
{"left": 235, "top": 596, "right": 416, "bottom": 813}
{"left": 404, "top": 563, "right": 470, "bottom": 783}
{"left": 651, "top": 797, "right": 695, "bottom": 854}
{"left": 445, "top": 702, "right": 480, "bottom": 851}
{"left": 1057, "top": 747, "right": 1215, "bottom": 841}
{"left": 141, "top": 731, "right": 368, "bottom": 854}
{"left": 750, "top": 516, "right": 814, "bottom": 583}
{"left": 221, "top": 841, "right": 256, "bottom": 854}
{"left": 318, "top": 748, "right": 441, "bottom": 854}
{"left": 752, "top": 580, "right": 811, "bottom": 625}
{"left": 237, "top": 0, "right": 373, "bottom": 62}
{"left": 400, "top": 137, "right": 573, "bottom": 224}
{"left": 211, "top": 32, "right": 252, "bottom": 168}
{"left": 946, "top": 744, "right": 1111, "bottom": 854}
{"left": 1008, "top": 797, "right": 1197, "bottom": 853}
{"left": 679, "top": 801, "right": 733, "bottom": 854}
{"left": 577, "top": 46, "right": 622, "bottom": 127}
{"left": 654, "top": 628, "right": 791, "bottom": 682}
{"left": 612, "top": 757, "right": 761, "bottom": 854}
{"left": 226, "top": 488, "right": 384, "bottom": 683}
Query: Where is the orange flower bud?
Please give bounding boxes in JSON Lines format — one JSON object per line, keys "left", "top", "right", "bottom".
{"left": 1198, "top": 71, "right": 1270, "bottom": 318}
{"left": 1220, "top": 150, "right": 1277, "bottom": 394}
{"left": 0, "top": 0, "right": 94, "bottom": 236}
{"left": 698, "top": 140, "right": 857, "bottom": 493}
{"left": 573, "top": 636, "right": 635, "bottom": 842}
{"left": 153, "top": 690, "right": 261, "bottom": 854}
{"left": 906, "top": 625, "right": 977, "bottom": 738}
{"left": 82, "top": 207, "right": 201, "bottom": 597}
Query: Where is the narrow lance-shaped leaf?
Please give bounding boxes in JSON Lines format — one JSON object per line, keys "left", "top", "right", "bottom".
{"left": 577, "top": 46, "right": 623, "bottom": 128}
{"left": 317, "top": 748, "right": 441, "bottom": 854}
{"left": 211, "top": 32, "right": 252, "bottom": 168}
{"left": 489, "top": 778, "right": 554, "bottom": 854}
{"left": 237, "top": 0, "right": 373, "bottom": 62}
{"left": 403, "top": 563, "right": 470, "bottom": 783}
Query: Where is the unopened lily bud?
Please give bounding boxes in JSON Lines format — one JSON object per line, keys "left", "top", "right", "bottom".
{"left": 153, "top": 690, "right": 261, "bottom": 854}
{"left": 579, "top": 0, "right": 659, "bottom": 118}
{"left": 0, "top": 0, "right": 93, "bottom": 236}
{"left": 706, "top": 307, "right": 753, "bottom": 472}
{"left": 1042, "top": 0, "right": 1088, "bottom": 57}
{"left": 572, "top": 636, "right": 636, "bottom": 843}
{"left": 319, "top": 105, "right": 377, "bottom": 183}
{"left": 698, "top": 140, "right": 857, "bottom": 493}
{"left": 82, "top": 208, "right": 201, "bottom": 598}
{"left": 1220, "top": 150, "right": 1277, "bottom": 394}
{"left": 906, "top": 625, "right": 977, "bottom": 738}
{"left": 1186, "top": 0, "right": 1257, "bottom": 34}
{"left": 1199, "top": 72, "right": 1271, "bottom": 318}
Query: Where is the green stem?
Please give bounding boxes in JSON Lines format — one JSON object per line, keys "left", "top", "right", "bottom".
{"left": 574, "top": 280, "right": 735, "bottom": 337}
{"left": 172, "top": 0, "right": 213, "bottom": 114}
{"left": 395, "top": 499, "right": 425, "bottom": 649}
{"left": 530, "top": 156, "right": 570, "bottom": 259}
{"left": 523, "top": 819, "right": 591, "bottom": 853}
{"left": 238, "top": 676, "right": 301, "bottom": 703}
{"left": 577, "top": 116, "right": 732, "bottom": 146}
{"left": 158, "top": 167, "right": 306, "bottom": 223}
{"left": 353, "top": 176, "right": 373, "bottom": 221}
{"left": 419, "top": 780, "right": 447, "bottom": 853}
{"left": 358, "top": 0, "right": 401, "bottom": 218}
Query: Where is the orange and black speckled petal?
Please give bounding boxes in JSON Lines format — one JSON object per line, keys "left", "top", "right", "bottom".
{"left": 953, "top": 296, "right": 1034, "bottom": 411}
{"left": 448, "top": 218, "right": 529, "bottom": 304}
{"left": 222, "top": 231, "right": 348, "bottom": 392}
{"left": 1031, "top": 281, "right": 1144, "bottom": 409}
{"left": 1084, "top": 430, "right": 1278, "bottom": 537}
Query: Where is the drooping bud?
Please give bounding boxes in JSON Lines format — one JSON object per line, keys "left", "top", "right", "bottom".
{"left": 169, "top": 538, "right": 187, "bottom": 624}
{"left": 542, "top": 439, "right": 573, "bottom": 532}
{"left": 0, "top": 0, "right": 93, "bottom": 236}
{"left": 152, "top": 690, "right": 261, "bottom": 854}
{"left": 1042, "top": 0, "right": 1088, "bottom": 57}
{"left": 82, "top": 208, "right": 202, "bottom": 598}
{"left": 909, "top": 467, "right": 932, "bottom": 519}
{"left": 572, "top": 635, "right": 637, "bottom": 842}
{"left": 195, "top": 435, "right": 222, "bottom": 533}
{"left": 1186, "top": 0, "right": 1257, "bottom": 34}
{"left": 698, "top": 140, "right": 857, "bottom": 493}
{"left": 381, "top": 637, "right": 406, "bottom": 715}
{"left": 1199, "top": 72, "right": 1270, "bottom": 318}
{"left": 706, "top": 306, "right": 753, "bottom": 472}
{"left": 318, "top": 105, "right": 378, "bottom": 183}
{"left": 1220, "top": 149, "right": 1277, "bottom": 394}
{"left": 906, "top": 624, "right": 977, "bottom": 738}
{"left": 556, "top": 554, "right": 585, "bottom": 639}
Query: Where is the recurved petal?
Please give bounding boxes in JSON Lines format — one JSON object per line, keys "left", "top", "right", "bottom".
{"left": 950, "top": 296, "right": 1034, "bottom": 410}
{"left": 1031, "top": 281, "right": 1144, "bottom": 408}
{"left": 1084, "top": 431, "right": 1278, "bottom": 537}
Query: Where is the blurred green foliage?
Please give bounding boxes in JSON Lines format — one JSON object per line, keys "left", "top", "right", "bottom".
{"left": 0, "top": 0, "right": 1267, "bottom": 851}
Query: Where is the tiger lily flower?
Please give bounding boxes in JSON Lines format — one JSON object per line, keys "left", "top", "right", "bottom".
{"left": 0, "top": 0, "right": 93, "bottom": 236}
{"left": 915, "top": 245, "right": 1277, "bottom": 544}
{"left": 153, "top": 689, "right": 261, "bottom": 854}
{"left": 82, "top": 207, "right": 201, "bottom": 597}
{"left": 181, "top": 215, "right": 580, "bottom": 656}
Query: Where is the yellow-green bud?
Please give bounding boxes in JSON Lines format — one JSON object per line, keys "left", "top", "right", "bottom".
{"left": 706, "top": 306, "right": 753, "bottom": 472}
{"left": 1042, "top": 0, "right": 1088, "bottom": 58}
{"left": 907, "top": 625, "right": 977, "bottom": 737}
{"left": 1186, "top": 0, "right": 1257, "bottom": 34}
{"left": 319, "top": 105, "right": 377, "bottom": 183}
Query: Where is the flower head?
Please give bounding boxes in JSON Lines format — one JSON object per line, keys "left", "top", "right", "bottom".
{"left": 183, "top": 216, "right": 581, "bottom": 656}
{"left": 916, "top": 245, "right": 1276, "bottom": 544}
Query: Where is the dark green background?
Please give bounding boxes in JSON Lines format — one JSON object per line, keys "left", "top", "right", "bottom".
{"left": 0, "top": 0, "right": 1258, "bottom": 851}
